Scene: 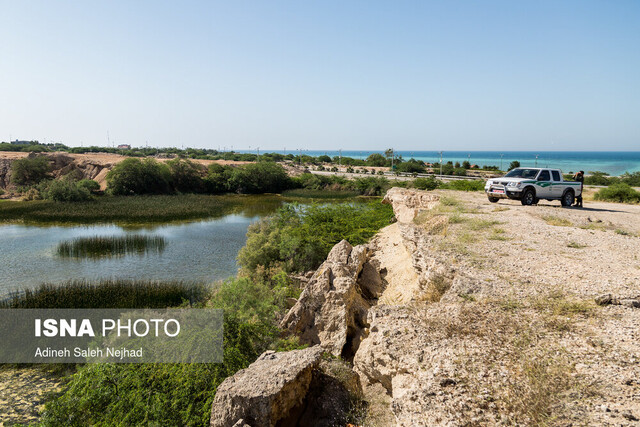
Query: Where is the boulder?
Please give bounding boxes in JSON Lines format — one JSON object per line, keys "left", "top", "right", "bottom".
{"left": 210, "top": 346, "right": 324, "bottom": 427}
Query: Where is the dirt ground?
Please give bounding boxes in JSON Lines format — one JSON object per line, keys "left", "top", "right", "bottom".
{"left": 431, "top": 190, "right": 640, "bottom": 425}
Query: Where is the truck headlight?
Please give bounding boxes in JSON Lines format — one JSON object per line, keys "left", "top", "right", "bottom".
{"left": 508, "top": 182, "right": 521, "bottom": 188}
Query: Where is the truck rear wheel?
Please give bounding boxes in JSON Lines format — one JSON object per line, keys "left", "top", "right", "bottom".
{"left": 561, "top": 190, "right": 575, "bottom": 207}
{"left": 521, "top": 189, "right": 536, "bottom": 206}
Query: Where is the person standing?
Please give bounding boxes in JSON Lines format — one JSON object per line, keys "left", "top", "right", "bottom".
{"left": 572, "top": 170, "right": 584, "bottom": 207}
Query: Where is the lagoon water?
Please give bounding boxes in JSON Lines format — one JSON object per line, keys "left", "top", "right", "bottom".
{"left": 0, "top": 214, "right": 261, "bottom": 296}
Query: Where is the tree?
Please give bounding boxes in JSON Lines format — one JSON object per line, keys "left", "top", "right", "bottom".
{"left": 508, "top": 161, "right": 520, "bottom": 171}
{"left": 462, "top": 160, "right": 471, "bottom": 169}
{"left": 396, "top": 159, "right": 426, "bottom": 173}
{"left": 11, "top": 156, "right": 51, "bottom": 185}
{"left": 366, "top": 153, "right": 387, "bottom": 167}
{"left": 167, "top": 158, "right": 205, "bottom": 193}
{"left": 454, "top": 161, "right": 461, "bottom": 168}
{"left": 106, "top": 158, "right": 172, "bottom": 195}
{"left": 227, "top": 163, "right": 291, "bottom": 194}
{"left": 317, "top": 155, "right": 331, "bottom": 163}
{"left": 205, "top": 164, "right": 233, "bottom": 193}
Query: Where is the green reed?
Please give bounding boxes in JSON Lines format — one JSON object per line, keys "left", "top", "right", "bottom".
{"left": 56, "top": 235, "right": 166, "bottom": 258}
{"left": 0, "top": 279, "right": 207, "bottom": 309}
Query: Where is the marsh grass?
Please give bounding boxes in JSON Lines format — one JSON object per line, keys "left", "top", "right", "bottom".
{"left": 0, "top": 279, "right": 207, "bottom": 309}
{"left": 57, "top": 235, "right": 166, "bottom": 258}
{"left": 0, "top": 194, "right": 282, "bottom": 225}
{"left": 281, "top": 189, "right": 359, "bottom": 199}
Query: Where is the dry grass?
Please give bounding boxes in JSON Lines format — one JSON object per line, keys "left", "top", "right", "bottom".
{"left": 567, "top": 241, "right": 587, "bottom": 248}
{"left": 423, "top": 273, "right": 452, "bottom": 302}
{"left": 418, "top": 301, "right": 598, "bottom": 425}
{"left": 541, "top": 215, "right": 574, "bottom": 227}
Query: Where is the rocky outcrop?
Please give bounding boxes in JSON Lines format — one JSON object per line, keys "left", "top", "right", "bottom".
{"left": 0, "top": 152, "right": 115, "bottom": 191}
{"left": 210, "top": 346, "right": 324, "bottom": 427}
{"left": 280, "top": 240, "right": 382, "bottom": 359}
{"left": 382, "top": 187, "right": 439, "bottom": 223}
{"left": 210, "top": 346, "right": 363, "bottom": 427}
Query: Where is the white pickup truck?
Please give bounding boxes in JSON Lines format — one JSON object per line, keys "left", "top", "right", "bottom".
{"left": 485, "top": 167, "right": 582, "bottom": 206}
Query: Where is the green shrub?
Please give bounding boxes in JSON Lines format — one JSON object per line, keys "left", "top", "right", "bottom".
{"left": 205, "top": 164, "right": 233, "bottom": 193}
{"left": 11, "top": 156, "right": 51, "bottom": 185}
{"left": 594, "top": 183, "right": 640, "bottom": 203}
{"left": 439, "top": 179, "right": 485, "bottom": 191}
{"left": 620, "top": 171, "right": 640, "bottom": 187}
{"left": 39, "top": 179, "right": 92, "bottom": 202}
{"left": 76, "top": 179, "right": 100, "bottom": 193}
{"left": 584, "top": 171, "right": 615, "bottom": 186}
{"left": 396, "top": 159, "right": 426, "bottom": 174}
{"left": 238, "top": 201, "right": 394, "bottom": 273}
{"left": 413, "top": 176, "right": 440, "bottom": 191}
{"left": 107, "top": 158, "right": 172, "bottom": 195}
{"left": 351, "top": 177, "right": 389, "bottom": 196}
{"left": 227, "top": 163, "right": 292, "bottom": 194}
{"left": 167, "top": 158, "right": 206, "bottom": 193}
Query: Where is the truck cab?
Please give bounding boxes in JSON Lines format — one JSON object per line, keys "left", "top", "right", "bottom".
{"left": 485, "top": 167, "right": 582, "bottom": 206}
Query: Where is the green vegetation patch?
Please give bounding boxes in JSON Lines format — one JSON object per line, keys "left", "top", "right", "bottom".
{"left": 594, "top": 183, "right": 640, "bottom": 204}
{"left": 439, "top": 179, "right": 485, "bottom": 191}
{"left": 38, "top": 275, "right": 290, "bottom": 426}
{"left": 238, "top": 201, "right": 395, "bottom": 273}
{"left": 56, "top": 235, "right": 166, "bottom": 258}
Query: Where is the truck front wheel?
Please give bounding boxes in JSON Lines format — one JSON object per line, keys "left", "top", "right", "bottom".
{"left": 488, "top": 197, "right": 499, "bottom": 203}
{"left": 521, "top": 189, "right": 536, "bottom": 206}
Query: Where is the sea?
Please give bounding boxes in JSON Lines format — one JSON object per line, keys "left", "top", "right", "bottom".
{"left": 251, "top": 150, "right": 640, "bottom": 176}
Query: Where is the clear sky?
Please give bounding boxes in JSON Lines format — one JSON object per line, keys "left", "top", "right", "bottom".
{"left": 1, "top": 1, "right": 638, "bottom": 151}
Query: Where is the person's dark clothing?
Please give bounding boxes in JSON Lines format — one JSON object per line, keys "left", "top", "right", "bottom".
{"left": 573, "top": 172, "right": 584, "bottom": 207}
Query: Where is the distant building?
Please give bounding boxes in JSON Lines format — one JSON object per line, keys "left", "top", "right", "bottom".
{"left": 470, "top": 164, "right": 479, "bottom": 169}
{"left": 117, "top": 144, "right": 131, "bottom": 150}
{"left": 10, "top": 140, "right": 34, "bottom": 145}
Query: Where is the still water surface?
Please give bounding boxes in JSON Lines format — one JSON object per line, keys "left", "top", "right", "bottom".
{"left": 0, "top": 214, "right": 262, "bottom": 295}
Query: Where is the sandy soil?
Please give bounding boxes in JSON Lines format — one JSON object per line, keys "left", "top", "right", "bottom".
{"left": 0, "top": 368, "right": 63, "bottom": 425}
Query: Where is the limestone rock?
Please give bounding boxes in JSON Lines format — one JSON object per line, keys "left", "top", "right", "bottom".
{"left": 210, "top": 346, "right": 324, "bottom": 427}
{"left": 280, "top": 240, "right": 377, "bottom": 358}
{"left": 382, "top": 187, "right": 440, "bottom": 223}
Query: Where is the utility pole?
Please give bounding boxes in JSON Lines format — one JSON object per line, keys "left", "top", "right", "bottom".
{"left": 339, "top": 149, "right": 342, "bottom": 167}
{"left": 391, "top": 148, "right": 394, "bottom": 170}
{"left": 535, "top": 154, "right": 539, "bottom": 167}
{"left": 257, "top": 147, "right": 260, "bottom": 160}
{"left": 439, "top": 151, "right": 443, "bottom": 176}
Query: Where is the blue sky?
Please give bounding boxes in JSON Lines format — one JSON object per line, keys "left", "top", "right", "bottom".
{"left": 1, "top": 1, "right": 638, "bottom": 151}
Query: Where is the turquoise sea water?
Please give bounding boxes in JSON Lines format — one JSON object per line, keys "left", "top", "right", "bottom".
{"left": 264, "top": 150, "right": 640, "bottom": 176}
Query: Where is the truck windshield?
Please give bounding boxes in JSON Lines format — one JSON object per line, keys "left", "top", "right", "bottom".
{"left": 505, "top": 168, "right": 539, "bottom": 179}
